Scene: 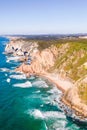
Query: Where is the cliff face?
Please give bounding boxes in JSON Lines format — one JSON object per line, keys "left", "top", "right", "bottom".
{"left": 52, "top": 44, "right": 87, "bottom": 84}
{"left": 5, "top": 38, "right": 87, "bottom": 82}
{"left": 5, "top": 38, "right": 58, "bottom": 75}
{"left": 5, "top": 38, "right": 87, "bottom": 119}
{"left": 5, "top": 38, "right": 87, "bottom": 81}
{"left": 16, "top": 45, "right": 58, "bottom": 75}
{"left": 5, "top": 38, "right": 24, "bottom": 54}
{"left": 62, "top": 76, "right": 87, "bottom": 118}
{"left": 5, "top": 38, "right": 38, "bottom": 57}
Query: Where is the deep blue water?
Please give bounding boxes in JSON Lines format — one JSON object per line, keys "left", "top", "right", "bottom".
{"left": 0, "top": 37, "right": 86, "bottom": 130}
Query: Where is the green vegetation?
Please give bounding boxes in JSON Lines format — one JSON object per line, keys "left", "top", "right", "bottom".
{"left": 78, "top": 80, "right": 87, "bottom": 104}
{"left": 21, "top": 38, "right": 87, "bottom": 81}
{"left": 16, "top": 38, "right": 87, "bottom": 106}
{"left": 53, "top": 39, "right": 87, "bottom": 81}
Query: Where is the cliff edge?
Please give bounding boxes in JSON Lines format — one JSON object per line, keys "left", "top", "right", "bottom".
{"left": 5, "top": 37, "right": 87, "bottom": 119}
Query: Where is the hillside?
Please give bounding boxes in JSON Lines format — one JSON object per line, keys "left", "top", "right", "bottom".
{"left": 35, "top": 38, "right": 87, "bottom": 82}
{"left": 5, "top": 37, "right": 87, "bottom": 119}
{"left": 53, "top": 39, "right": 87, "bottom": 81}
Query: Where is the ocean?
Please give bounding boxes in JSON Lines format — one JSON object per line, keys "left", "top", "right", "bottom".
{"left": 0, "top": 37, "right": 86, "bottom": 130}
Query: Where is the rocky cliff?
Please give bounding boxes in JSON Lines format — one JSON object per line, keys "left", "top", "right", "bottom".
{"left": 16, "top": 45, "right": 58, "bottom": 76}
{"left": 5, "top": 37, "right": 87, "bottom": 119}
{"left": 62, "top": 76, "right": 87, "bottom": 118}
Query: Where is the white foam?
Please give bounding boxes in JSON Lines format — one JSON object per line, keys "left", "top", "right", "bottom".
{"left": 6, "top": 56, "right": 20, "bottom": 61}
{"left": 43, "top": 111, "right": 66, "bottom": 119}
{"left": 27, "top": 109, "right": 65, "bottom": 120}
{"left": 32, "top": 90, "right": 40, "bottom": 94}
{"left": 35, "top": 90, "right": 40, "bottom": 93}
{"left": 29, "top": 76, "right": 35, "bottom": 80}
{"left": 10, "top": 74, "right": 26, "bottom": 80}
{"left": 5, "top": 74, "right": 8, "bottom": 76}
{"left": 26, "top": 110, "right": 66, "bottom": 129}
{"left": 48, "top": 87, "right": 61, "bottom": 94}
{"left": 6, "top": 59, "right": 10, "bottom": 63}
{"left": 13, "top": 81, "right": 32, "bottom": 88}
{"left": 7, "top": 78, "right": 11, "bottom": 83}
{"left": 32, "top": 80, "right": 48, "bottom": 88}
{"left": 28, "top": 109, "right": 44, "bottom": 119}
{"left": 52, "top": 120, "right": 67, "bottom": 130}
{"left": 40, "top": 104, "right": 44, "bottom": 107}
{"left": 0, "top": 68, "right": 10, "bottom": 72}
{"left": 33, "top": 109, "right": 44, "bottom": 119}
{"left": 44, "top": 123, "right": 48, "bottom": 130}
{"left": 25, "top": 109, "right": 47, "bottom": 129}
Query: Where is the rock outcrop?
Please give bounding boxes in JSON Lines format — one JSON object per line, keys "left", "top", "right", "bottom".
{"left": 16, "top": 45, "right": 58, "bottom": 76}
{"left": 5, "top": 38, "right": 38, "bottom": 57}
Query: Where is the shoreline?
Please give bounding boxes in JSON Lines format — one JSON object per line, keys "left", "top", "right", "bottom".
{"left": 5, "top": 37, "right": 87, "bottom": 120}
{"left": 37, "top": 72, "right": 73, "bottom": 92}
{"left": 41, "top": 72, "right": 87, "bottom": 119}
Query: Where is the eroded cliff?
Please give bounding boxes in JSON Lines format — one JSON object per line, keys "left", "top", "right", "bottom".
{"left": 5, "top": 37, "right": 87, "bottom": 119}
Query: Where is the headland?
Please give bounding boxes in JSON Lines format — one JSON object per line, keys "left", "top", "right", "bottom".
{"left": 5, "top": 35, "right": 87, "bottom": 120}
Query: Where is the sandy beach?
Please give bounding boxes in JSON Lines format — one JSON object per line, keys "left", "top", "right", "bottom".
{"left": 37, "top": 72, "right": 73, "bottom": 92}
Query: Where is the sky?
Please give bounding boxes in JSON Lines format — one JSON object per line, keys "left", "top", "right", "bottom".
{"left": 0, "top": 0, "right": 87, "bottom": 34}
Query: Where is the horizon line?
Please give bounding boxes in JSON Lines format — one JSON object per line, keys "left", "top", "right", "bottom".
{"left": 1, "top": 32, "right": 87, "bottom": 36}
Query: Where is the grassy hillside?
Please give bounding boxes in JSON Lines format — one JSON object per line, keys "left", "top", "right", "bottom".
{"left": 75, "top": 75, "right": 87, "bottom": 105}
{"left": 19, "top": 38, "right": 87, "bottom": 82}
{"left": 12, "top": 37, "right": 87, "bottom": 104}
{"left": 52, "top": 39, "right": 87, "bottom": 81}
{"left": 33, "top": 38, "right": 87, "bottom": 107}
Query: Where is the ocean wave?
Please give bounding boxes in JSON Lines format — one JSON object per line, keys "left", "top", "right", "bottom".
{"left": 26, "top": 108, "right": 65, "bottom": 120}
{"left": 29, "top": 76, "right": 36, "bottom": 80}
{"left": 52, "top": 120, "right": 67, "bottom": 130}
{"left": 6, "top": 56, "right": 20, "bottom": 61}
{"left": 13, "top": 81, "right": 32, "bottom": 88}
{"left": 5, "top": 73, "right": 8, "bottom": 76}
{"left": 6, "top": 59, "right": 10, "bottom": 63}
{"left": 26, "top": 109, "right": 48, "bottom": 129}
{"left": 35, "top": 90, "right": 41, "bottom": 93}
{"left": 0, "top": 68, "right": 15, "bottom": 73}
{"left": 27, "top": 109, "right": 44, "bottom": 119}
{"left": 6, "top": 78, "right": 11, "bottom": 83}
{"left": 10, "top": 74, "right": 26, "bottom": 80}
{"left": 26, "top": 109, "right": 66, "bottom": 129}
{"left": 43, "top": 111, "right": 66, "bottom": 119}
{"left": 32, "top": 90, "right": 40, "bottom": 94}
{"left": 0, "top": 68, "right": 10, "bottom": 72}
{"left": 32, "top": 80, "right": 48, "bottom": 88}
{"left": 40, "top": 104, "right": 44, "bottom": 107}
{"left": 32, "top": 109, "right": 44, "bottom": 119}
{"left": 48, "top": 87, "right": 61, "bottom": 94}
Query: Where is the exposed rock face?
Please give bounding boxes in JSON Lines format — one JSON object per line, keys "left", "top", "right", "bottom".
{"left": 16, "top": 46, "right": 58, "bottom": 76}
{"left": 5, "top": 38, "right": 38, "bottom": 57}
{"left": 5, "top": 37, "right": 87, "bottom": 119}
{"left": 5, "top": 38, "right": 24, "bottom": 54}
{"left": 5, "top": 38, "right": 58, "bottom": 76}
{"left": 62, "top": 76, "right": 87, "bottom": 118}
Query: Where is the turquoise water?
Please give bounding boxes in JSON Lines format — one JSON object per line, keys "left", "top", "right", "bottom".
{"left": 0, "top": 37, "right": 86, "bottom": 130}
